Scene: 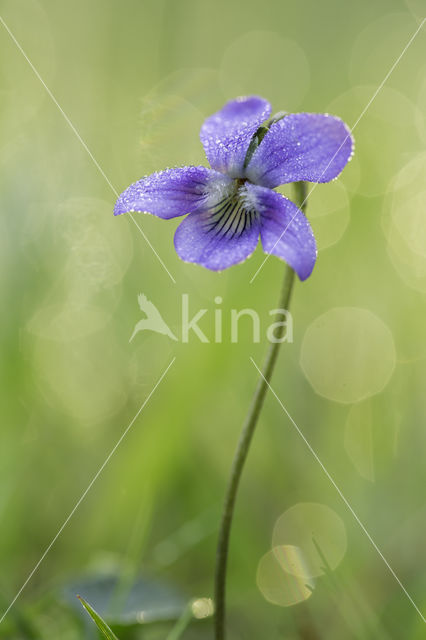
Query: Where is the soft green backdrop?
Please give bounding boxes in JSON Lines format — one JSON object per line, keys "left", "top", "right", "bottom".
{"left": 1, "top": 0, "right": 425, "bottom": 638}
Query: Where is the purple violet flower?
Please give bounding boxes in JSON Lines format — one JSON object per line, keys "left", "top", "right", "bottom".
{"left": 114, "top": 96, "right": 353, "bottom": 280}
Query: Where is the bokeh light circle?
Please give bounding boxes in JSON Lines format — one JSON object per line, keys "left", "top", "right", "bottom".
{"left": 220, "top": 31, "right": 310, "bottom": 111}
{"left": 404, "top": 0, "right": 426, "bottom": 21}
{"left": 139, "top": 93, "right": 205, "bottom": 172}
{"left": 32, "top": 332, "right": 129, "bottom": 426}
{"left": 382, "top": 153, "right": 426, "bottom": 293}
{"left": 27, "top": 198, "right": 133, "bottom": 342}
{"left": 416, "top": 72, "right": 426, "bottom": 144}
{"left": 279, "top": 180, "right": 350, "bottom": 250}
{"left": 300, "top": 308, "right": 396, "bottom": 403}
{"left": 257, "top": 547, "right": 314, "bottom": 607}
{"left": 191, "top": 597, "right": 214, "bottom": 619}
{"left": 327, "top": 86, "right": 419, "bottom": 197}
{"left": 349, "top": 14, "right": 420, "bottom": 91}
{"left": 272, "top": 503, "right": 347, "bottom": 578}
{"left": 306, "top": 181, "right": 350, "bottom": 251}
{"left": 152, "top": 67, "right": 222, "bottom": 117}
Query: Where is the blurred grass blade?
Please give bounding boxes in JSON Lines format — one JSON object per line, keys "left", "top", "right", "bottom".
{"left": 77, "top": 595, "right": 120, "bottom": 640}
{"left": 166, "top": 601, "right": 193, "bottom": 640}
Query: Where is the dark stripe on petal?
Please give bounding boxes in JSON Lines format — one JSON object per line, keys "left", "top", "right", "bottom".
{"left": 201, "top": 190, "right": 259, "bottom": 240}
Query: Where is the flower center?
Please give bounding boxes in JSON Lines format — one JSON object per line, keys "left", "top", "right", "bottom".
{"left": 201, "top": 181, "right": 258, "bottom": 239}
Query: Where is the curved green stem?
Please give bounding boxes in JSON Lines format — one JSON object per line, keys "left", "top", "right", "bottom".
{"left": 213, "top": 181, "right": 307, "bottom": 640}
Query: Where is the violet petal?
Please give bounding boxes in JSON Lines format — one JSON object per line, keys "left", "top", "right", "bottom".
{"left": 246, "top": 113, "right": 353, "bottom": 188}
{"left": 200, "top": 96, "right": 271, "bottom": 178}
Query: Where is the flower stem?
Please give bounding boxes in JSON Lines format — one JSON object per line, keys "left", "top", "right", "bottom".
{"left": 213, "top": 181, "right": 307, "bottom": 640}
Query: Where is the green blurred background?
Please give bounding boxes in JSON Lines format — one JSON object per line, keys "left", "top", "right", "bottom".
{"left": 1, "top": 0, "right": 425, "bottom": 638}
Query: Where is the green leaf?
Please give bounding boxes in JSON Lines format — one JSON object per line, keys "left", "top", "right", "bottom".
{"left": 77, "top": 595, "right": 120, "bottom": 640}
